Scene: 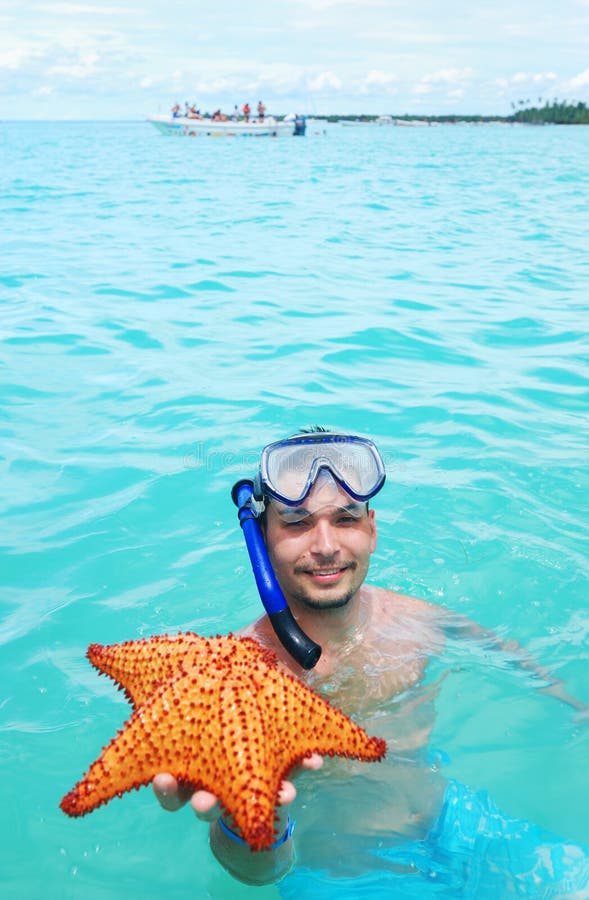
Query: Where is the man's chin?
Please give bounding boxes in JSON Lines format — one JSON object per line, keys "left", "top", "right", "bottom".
{"left": 295, "top": 589, "right": 354, "bottom": 611}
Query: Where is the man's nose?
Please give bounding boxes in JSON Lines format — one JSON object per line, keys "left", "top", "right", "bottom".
{"left": 310, "top": 520, "right": 338, "bottom": 556}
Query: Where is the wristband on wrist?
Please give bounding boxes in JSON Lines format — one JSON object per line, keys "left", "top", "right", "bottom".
{"left": 217, "top": 815, "right": 295, "bottom": 849}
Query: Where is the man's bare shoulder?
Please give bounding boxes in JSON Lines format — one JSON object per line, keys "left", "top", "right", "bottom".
{"left": 237, "top": 617, "right": 285, "bottom": 654}
{"left": 364, "top": 584, "right": 445, "bottom": 620}
{"left": 238, "top": 616, "right": 271, "bottom": 640}
{"left": 237, "top": 617, "right": 303, "bottom": 671}
{"left": 363, "top": 585, "right": 451, "bottom": 650}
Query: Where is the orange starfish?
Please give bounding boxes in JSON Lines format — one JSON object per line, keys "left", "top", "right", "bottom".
{"left": 60, "top": 633, "right": 386, "bottom": 850}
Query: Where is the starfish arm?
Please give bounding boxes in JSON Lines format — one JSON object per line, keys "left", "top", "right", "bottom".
{"left": 60, "top": 669, "right": 230, "bottom": 817}
{"left": 60, "top": 705, "right": 172, "bottom": 817}
{"left": 87, "top": 633, "right": 275, "bottom": 708}
{"left": 86, "top": 633, "right": 210, "bottom": 707}
{"left": 210, "top": 682, "right": 279, "bottom": 851}
{"left": 259, "top": 668, "right": 387, "bottom": 767}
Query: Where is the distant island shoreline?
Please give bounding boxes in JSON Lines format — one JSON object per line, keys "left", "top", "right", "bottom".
{"left": 317, "top": 101, "right": 589, "bottom": 126}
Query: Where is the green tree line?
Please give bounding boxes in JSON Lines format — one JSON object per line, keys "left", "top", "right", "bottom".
{"left": 509, "top": 99, "right": 589, "bottom": 124}
{"left": 320, "top": 100, "right": 589, "bottom": 126}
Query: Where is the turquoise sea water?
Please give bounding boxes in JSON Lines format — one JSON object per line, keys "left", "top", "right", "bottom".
{"left": 1, "top": 120, "right": 588, "bottom": 898}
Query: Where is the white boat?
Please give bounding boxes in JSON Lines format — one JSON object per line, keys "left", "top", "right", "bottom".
{"left": 148, "top": 114, "right": 306, "bottom": 137}
{"left": 392, "top": 118, "right": 435, "bottom": 127}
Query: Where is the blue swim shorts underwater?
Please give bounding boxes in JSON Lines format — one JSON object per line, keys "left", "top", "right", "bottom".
{"left": 280, "top": 779, "right": 589, "bottom": 899}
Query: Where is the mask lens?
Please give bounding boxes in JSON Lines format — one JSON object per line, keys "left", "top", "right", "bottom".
{"left": 322, "top": 442, "right": 380, "bottom": 496}
{"left": 264, "top": 444, "right": 318, "bottom": 502}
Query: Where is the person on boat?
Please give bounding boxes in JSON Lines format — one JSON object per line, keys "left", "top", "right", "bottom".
{"left": 153, "top": 428, "right": 589, "bottom": 891}
{"left": 171, "top": 103, "right": 181, "bottom": 118}
{"left": 232, "top": 105, "right": 240, "bottom": 121}
{"left": 257, "top": 100, "right": 266, "bottom": 121}
{"left": 242, "top": 102, "right": 251, "bottom": 122}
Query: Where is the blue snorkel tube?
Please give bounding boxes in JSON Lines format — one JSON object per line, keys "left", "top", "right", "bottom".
{"left": 232, "top": 479, "right": 322, "bottom": 670}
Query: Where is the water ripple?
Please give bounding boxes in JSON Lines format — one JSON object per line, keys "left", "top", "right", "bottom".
{"left": 1, "top": 121, "right": 588, "bottom": 883}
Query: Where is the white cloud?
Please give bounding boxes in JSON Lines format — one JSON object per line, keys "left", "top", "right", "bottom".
{"left": 352, "top": 69, "right": 398, "bottom": 95}
{"left": 0, "top": 46, "right": 32, "bottom": 70}
{"left": 240, "top": 64, "right": 307, "bottom": 95}
{"left": 137, "top": 58, "right": 308, "bottom": 94}
{"left": 511, "top": 71, "right": 556, "bottom": 84}
{"left": 193, "top": 77, "right": 238, "bottom": 94}
{"left": 569, "top": 67, "right": 589, "bottom": 88}
{"left": 491, "top": 72, "right": 556, "bottom": 92}
{"left": 307, "top": 71, "right": 342, "bottom": 92}
{"left": 291, "top": 0, "right": 390, "bottom": 10}
{"left": 364, "top": 69, "right": 397, "bottom": 87}
{"left": 413, "top": 67, "right": 473, "bottom": 96}
{"left": 35, "top": 3, "right": 131, "bottom": 14}
{"left": 153, "top": 64, "right": 309, "bottom": 100}
{"left": 355, "top": 26, "right": 447, "bottom": 45}
{"left": 49, "top": 50, "right": 100, "bottom": 79}
{"left": 421, "top": 67, "right": 474, "bottom": 86}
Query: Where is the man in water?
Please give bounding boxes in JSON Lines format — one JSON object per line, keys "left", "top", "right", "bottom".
{"left": 154, "top": 428, "right": 589, "bottom": 890}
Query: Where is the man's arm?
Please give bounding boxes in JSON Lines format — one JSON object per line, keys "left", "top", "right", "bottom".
{"left": 440, "top": 612, "right": 588, "bottom": 717}
{"left": 204, "top": 783, "right": 296, "bottom": 886}
{"left": 153, "top": 755, "right": 323, "bottom": 885}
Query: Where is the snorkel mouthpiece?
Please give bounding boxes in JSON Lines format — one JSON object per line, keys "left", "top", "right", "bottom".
{"left": 232, "top": 479, "right": 321, "bottom": 670}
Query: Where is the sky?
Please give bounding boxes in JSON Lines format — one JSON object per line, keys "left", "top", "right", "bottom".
{"left": 2, "top": 0, "right": 589, "bottom": 120}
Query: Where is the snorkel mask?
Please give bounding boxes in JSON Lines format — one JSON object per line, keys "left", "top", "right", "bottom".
{"left": 232, "top": 432, "right": 386, "bottom": 669}
{"left": 255, "top": 432, "right": 385, "bottom": 506}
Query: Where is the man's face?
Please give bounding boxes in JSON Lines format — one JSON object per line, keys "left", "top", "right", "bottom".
{"left": 264, "top": 475, "right": 377, "bottom": 611}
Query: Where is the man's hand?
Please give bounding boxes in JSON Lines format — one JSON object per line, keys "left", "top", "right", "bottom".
{"left": 153, "top": 752, "right": 324, "bottom": 820}
{"left": 152, "top": 772, "right": 195, "bottom": 811}
{"left": 153, "top": 754, "right": 324, "bottom": 884}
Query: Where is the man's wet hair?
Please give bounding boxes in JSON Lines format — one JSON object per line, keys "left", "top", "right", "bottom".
{"left": 291, "top": 424, "right": 330, "bottom": 436}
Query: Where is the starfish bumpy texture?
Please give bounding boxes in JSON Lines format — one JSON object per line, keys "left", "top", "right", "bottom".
{"left": 60, "top": 632, "right": 386, "bottom": 850}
